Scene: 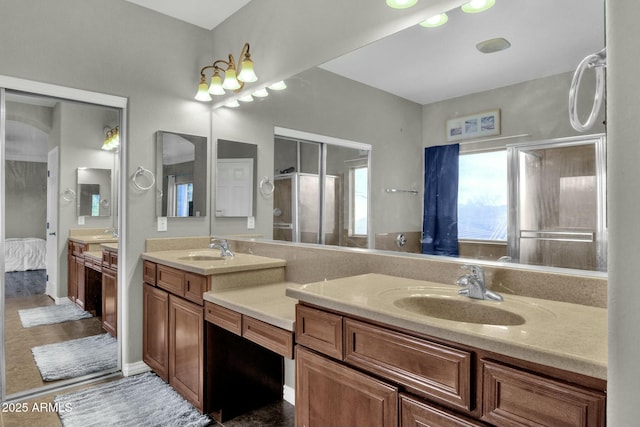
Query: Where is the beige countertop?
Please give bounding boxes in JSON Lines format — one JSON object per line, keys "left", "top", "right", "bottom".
{"left": 204, "top": 282, "right": 301, "bottom": 331}
{"left": 141, "top": 249, "right": 286, "bottom": 276}
{"left": 101, "top": 242, "right": 118, "bottom": 251}
{"left": 286, "top": 273, "right": 607, "bottom": 380}
{"left": 68, "top": 235, "right": 118, "bottom": 245}
{"left": 83, "top": 250, "right": 102, "bottom": 261}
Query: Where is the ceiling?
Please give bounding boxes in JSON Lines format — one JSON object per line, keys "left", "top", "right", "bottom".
{"left": 123, "top": 0, "right": 252, "bottom": 30}
{"left": 122, "top": 0, "right": 604, "bottom": 106}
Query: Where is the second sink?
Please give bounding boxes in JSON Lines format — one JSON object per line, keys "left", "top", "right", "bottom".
{"left": 393, "top": 296, "right": 526, "bottom": 326}
{"left": 178, "top": 252, "right": 225, "bottom": 261}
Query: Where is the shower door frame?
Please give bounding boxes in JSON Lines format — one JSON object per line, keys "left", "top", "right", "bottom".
{"left": 506, "top": 133, "right": 607, "bottom": 271}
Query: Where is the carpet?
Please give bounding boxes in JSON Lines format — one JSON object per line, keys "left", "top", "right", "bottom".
{"left": 55, "top": 372, "right": 211, "bottom": 427}
{"left": 32, "top": 334, "right": 117, "bottom": 381}
{"left": 19, "top": 302, "right": 92, "bottom": 328}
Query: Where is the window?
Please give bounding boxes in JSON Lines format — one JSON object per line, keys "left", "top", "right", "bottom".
{"left": 175, "top": 182, "right": 193, "bottom": 217}
{"left": 457, "top": 150, "right": 507, "bottom": 240}
{"left": 350, "top": 165, "right": 368, "bottom": 236}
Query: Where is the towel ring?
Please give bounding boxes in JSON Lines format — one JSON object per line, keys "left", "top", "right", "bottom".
{"left": 62, "top": 188, "right": 76, "bottom": 202}
{"left": 569, "top": 47, "right": 606, "bottom": 132}
{"left": 132, "top": 166, "right": 155, "bottom": 191}
{"left": 259, "top": 176, "right": 275, "bottom": 196}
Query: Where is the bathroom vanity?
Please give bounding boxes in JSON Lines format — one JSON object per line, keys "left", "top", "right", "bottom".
{"left": 141, "top": 247, "right": 293, "bottom": 420}
{"left": 287, "top": 274, "right": 607, "bottom": 427}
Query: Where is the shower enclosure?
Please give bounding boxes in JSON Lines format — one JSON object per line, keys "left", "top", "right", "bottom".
{"left": 507, "top": 134, "right": 606, "bottom": 271}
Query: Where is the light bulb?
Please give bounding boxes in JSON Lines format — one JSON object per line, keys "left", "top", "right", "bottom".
{"left": 268, "top": 81, "right": 287, "bottom": 91}
{"left": 194, "top": 80, "right": 212, "bottom": 101}
{"left": 225, "top": 100, "right": 240, "bottom": 108}
{"left": 239, "top": 94, "right": 254, "bottom": 102}
{"left": 208, "top": 72, "right": 225, "bottom": 95}
{"left": 237, "top": 58, "right": 258, "bottom": 82}
{"left": 252, "top": 88, "right": 269, "bottom": 97}
{"left": 222, "top": 68, "right": 241, "bottom": 90}
{"left": 386, "top": 0, "right": 418, "bottom": 9}
{"left": 461, "top": 0, "right": 495, "bottom": 13}
{"left": 420, "top": 13, "right": 448, "bottom": 28}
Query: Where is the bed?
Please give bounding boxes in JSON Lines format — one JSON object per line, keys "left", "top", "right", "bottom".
{"left": 5, "top": 238, "right": 47, "bottom": 272}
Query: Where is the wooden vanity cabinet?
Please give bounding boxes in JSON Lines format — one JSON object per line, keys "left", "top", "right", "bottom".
{"left": 143, "top": 262, "right": 208, "bottom": 412}
{"left": 101, "top": 247, "right": 118, "bottom": 337}
{"left": 295, "top": 303, "right": 607, "bottom": 427}
{"left": 67, "top": 241, "right": 87, "bottom": 306}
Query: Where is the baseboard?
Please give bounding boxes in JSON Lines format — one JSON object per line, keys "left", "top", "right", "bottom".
{"left": 283, "top": 384, "right": 295, "bottom": 405}
{"left": 122, "top": 361, "right": 151, "bottom": 377}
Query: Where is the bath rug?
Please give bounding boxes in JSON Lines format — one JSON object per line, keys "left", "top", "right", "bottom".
{"left": 55, "top": 372, "right": 211, "bottom": 427}
{"left": 32, "top": 334, "right": 117, "bottom": 381}
{"left": 18, "top": 302, "right": 92, "bottom": 328}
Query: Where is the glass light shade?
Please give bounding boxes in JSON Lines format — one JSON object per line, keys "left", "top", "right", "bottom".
{"left": 237, "top": 59, "right": 258, "bottom": 82}
{"left": 208, "top": 73, "right": 225, "bottom": 95}
{"left": 239, "top": 94, "right": 254, "bottom": 102}
{"left": 268, "top": 81, "right": 287, "bottom": 90}
{"left": 386, "top": 0, "right": 418, "bottom": 9}
{"left": 222, "top": 68, "right": 241, "bottom": 90}
{"left": 225, "top": 100, "right": 240, "bottom": 108}
{"left": 461, "top": 0, "right": 495, "bottom": 13}
{"left": 252, "top": 88, "right": 269, "bottom": 97}
{"left": 195, "top": 81, "right": 212, "bottom": 101}
{"left": 420, "top": 13, "right": 448, "bottom": 27}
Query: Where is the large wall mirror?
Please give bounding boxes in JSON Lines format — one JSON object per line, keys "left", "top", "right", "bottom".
{"left": 215, "top": 139, "right": 257, "bottom": 218}
{"left": 77, "top": 168, "right": 111, "bottom": 217}
{"left": 156, "top": 131, "right": 207, "bottom": 218}
{"left": 216, "top": 0, "right": 606, "bottom": 275}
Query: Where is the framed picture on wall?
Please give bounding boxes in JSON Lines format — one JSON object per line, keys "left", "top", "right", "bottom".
{"left": 446, "top": 109, "right": 501, "bottom": 142}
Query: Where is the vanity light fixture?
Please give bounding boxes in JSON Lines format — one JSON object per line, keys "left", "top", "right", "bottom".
{"left": 195, "top": 42, "right": 258, "bottom": 101}
{"left": 102, "top": 126, "right": 120, "bottom": 151}
{"left": 386, "top": 0, "right": 418, "bottom": 9}
{"left": 225, "top": 100, "right": 241, "bottom": 108}
{"left": 420, "top": 13, "right": 448, "bottom": 27}
{"left": 239, "top": 94, "right": 254, "bottom": 102}
{"left": 461, "top": 0, "right": 495, "bottom": 14}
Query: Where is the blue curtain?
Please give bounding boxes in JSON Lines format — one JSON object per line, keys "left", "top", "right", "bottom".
{"left": 422, "top": 144, "right": 459, "bottom": 256}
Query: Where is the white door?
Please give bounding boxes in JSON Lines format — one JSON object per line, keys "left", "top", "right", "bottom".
{"left": 215, "top": 158, "right": 254, "bottom": 217}
{"left": 45, "top": 147, "right": 58, "bottom": 299}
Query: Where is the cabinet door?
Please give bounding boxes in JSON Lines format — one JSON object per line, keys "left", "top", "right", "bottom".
{"left": 400, "top": 393, "right": 484, "bottom": 427}
{"left": 296, "top": 346, "right": 398, "bottom": 427}
{"left": 68, "top": 255, "right": 77, "bottom": 302}
{"left": 169, "top": 295, "right": 204, "bottom": 411}
{"left": 143, "top": 283, "right": 169, "bottom": 381}
{"left": 102, "top": 267, "right": 117, "bottom": 337}
{"left": 482, "top": 360, "right": 606, "bottom": 427}
{"left": 75, "top": 258, "right": 85, "bottom": 309}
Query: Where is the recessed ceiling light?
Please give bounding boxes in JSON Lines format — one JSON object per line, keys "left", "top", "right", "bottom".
{"left": 461, "top": 0, "right": 495, "bottom": 13}
{"left": 419, "top": 13, "right": 448, "bottom": 28}
{"left": 386, "top": 0, "right": 418, "bottom": 9}
{"left": 476, "top": 37, "right": 511, "bottom": 54}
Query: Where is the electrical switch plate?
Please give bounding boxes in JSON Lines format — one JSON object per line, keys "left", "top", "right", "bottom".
{"left": 157, "top": 216, "right": 167, "bottom": 232}
{"left": 247, "top": 216, "right": 255, "bottom": 229}
{"left": 78, "top": 216, "right": 85, "bottom": 225}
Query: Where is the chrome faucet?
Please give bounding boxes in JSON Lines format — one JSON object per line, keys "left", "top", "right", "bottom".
{"left": 105, "top": 228, "right": 118, "bottom": 238}
{"left": 209, "top": 238, "right": 234, "bottom": 257}
{"left": 456, "top": 265, "right": 503, "bottom": 301}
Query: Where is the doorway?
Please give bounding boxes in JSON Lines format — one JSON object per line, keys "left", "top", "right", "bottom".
{"left": 0, "top": 79, "right": 126, "bottom": 401}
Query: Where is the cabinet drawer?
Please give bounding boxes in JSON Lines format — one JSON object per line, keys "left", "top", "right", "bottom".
{"left": 344, "top": 318, "right": 472, "bottom": 411}
{"left": 295, "top": 305, "right": 343, "bottom": 360}
{"left": 157, "top": 265, "right": 184, "bottom": 296}
{"left": 400, "top": 393, "right": 484, "bottom": 427}
{"left": 184, "top": 272, "right": 207, "bottom": 305}
{"left": 72, "top": 242, "right": 87, "bottom": 256}
{"left": 205, "top": 302, "right": 242, "bottom": 335}
{"left": 481, "top": 360, "right": 606, "bottom": 427}
{"left": 109, "top": 252, "right": 118, "bottom": 269}
{"left": 143, "top": 261, "right": 157, "bottom": 285}
{"left": 243, "top": 316, "right": 294, "bottom": 359}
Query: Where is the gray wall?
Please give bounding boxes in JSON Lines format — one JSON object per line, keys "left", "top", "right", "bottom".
{"left": 4, "top": 161, "right": 47, "bottom": 239}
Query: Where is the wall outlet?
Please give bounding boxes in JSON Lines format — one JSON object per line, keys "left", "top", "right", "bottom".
{"left": 78, "top": 216, "right": 85, "bottom": 225}
{"left": 247, "top": 216, "right": 255, "bottom": 229}
{"left": 157, "top": 216, "right": 167, "bottom": 232}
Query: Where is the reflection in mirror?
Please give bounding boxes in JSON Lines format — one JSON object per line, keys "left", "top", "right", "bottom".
{"left": 273, "top": 131, "right": 371, "bottom": 248}
{"left": 256, "top": 0, "right": 605, "bottom": 273}
{"left": 2, "top": 89, "right": 121, "bottom": 398}
{"left": 77, "top": 168, "right": 111, "bottom": 217}
{"left": 215, "top": 139, "right": 257, "bottom": 217}
{"left": 156, "top": 131, "right": 207, "bottom": 217}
